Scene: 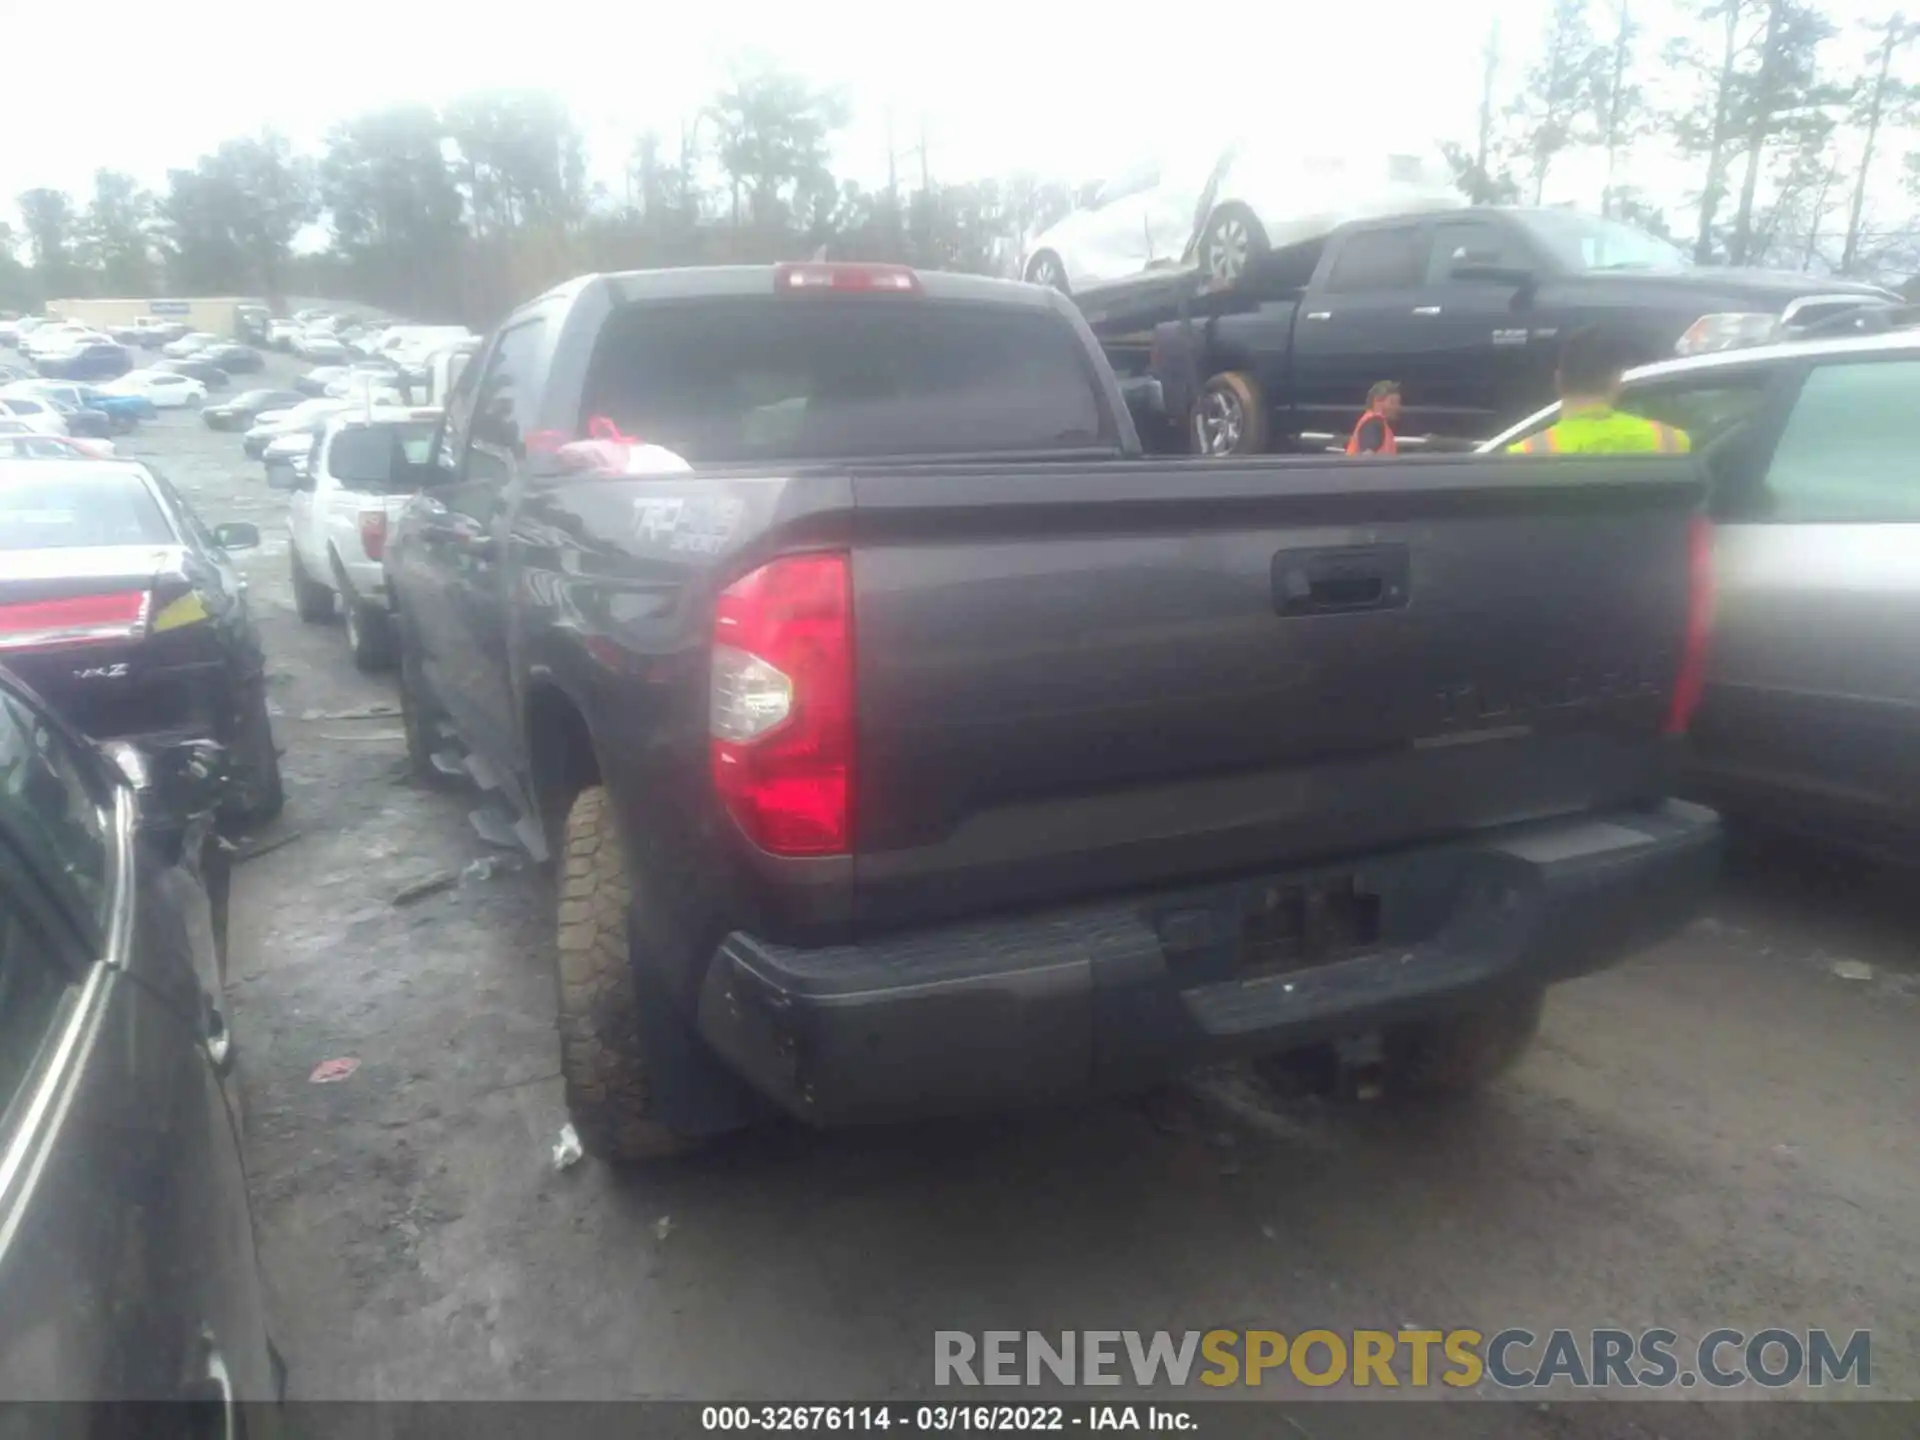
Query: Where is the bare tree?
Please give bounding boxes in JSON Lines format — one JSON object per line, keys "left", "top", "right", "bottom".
{"left": 1841, "top": 13, "right": 1920, "bottom": 272}
{"left": 1597, "top": 2, "right": 1645, "bottom": 216}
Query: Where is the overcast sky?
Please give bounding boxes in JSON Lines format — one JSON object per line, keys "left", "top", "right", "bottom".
{"left": 1, "top": 0, "right": 1911, "bottom": 237}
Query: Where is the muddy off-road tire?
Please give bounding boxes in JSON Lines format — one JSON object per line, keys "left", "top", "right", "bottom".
{"left": 1383, "top": 988, "right": 1546, "bottom": 1097}
{"left": 554, "top": 786, "right": 696, "bottom": 1163}
{"left": 334, "top": 560, "right": 395, "bottom": 673}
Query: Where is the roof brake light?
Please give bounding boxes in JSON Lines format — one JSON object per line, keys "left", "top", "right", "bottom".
{"left": 773, "top": 262, "right": 921, "bottom": 295}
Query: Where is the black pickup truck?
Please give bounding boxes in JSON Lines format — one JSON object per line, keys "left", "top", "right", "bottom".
{"left": 1145, "top": 206, "right": 1898, "bottom": 455}
{"left": 382, "top": 261, "right": 1720, "bottom": 1162}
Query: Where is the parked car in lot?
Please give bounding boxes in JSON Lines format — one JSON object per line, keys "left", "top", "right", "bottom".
{"left": 13, "top": 381, "right": 149, "bottom": 432}
{"left": 236, "top": 305, "right": 271, "bottom": 345}
{"left": 2, "top": 385, "right": 114, "bottom": 439}
{"left": 203, "top": 388, "right": 305, "bottom": 431}
{"left": 35, "top": 340, "right": 136, "bottom": 382}
{"left": 323, "top": 374, "right": 409, "bottom": 407}
{"left": 260, "top": 430, "right": 317, "bottom": 476}
{"left": 0, "top": 423, "right": 114, "bottom": 458}
{"left": 382, "top": 260, "right": 1719, "bottom": 1162}
{"left": 162, "top": 332, "right": 220, "bottom": 360}
{"left": 267, "top": 319, "right": 300, "bottom": 350}
{"left": 243, "top": 397, "right": 348, "bottom": 458}
{"left": 1146, "top": 207, "right": 1902, "bottom": 455}
{"left": 201, "top": 343, "right": 264, "bottom": 375}
{"left": 101, "top": 370, "right": 208, "bottom": 409}
{"left": 0, "top": 393, "right": 69, "bottom": 434}
{"left": 294, "top": 365, "right": 347, "bottom": 397}
{"left": 0, "top": 458, "right": 283, "bottom": 830}
{"left": 23, "top": 324, "right": 109, "bottom": 360}
{"left": 1482, "top": 324, "right": 1920, "bottom": 859}
{"left": 293, "top": 331, "right": 352, "bottom": 363}
{"left": 0, "top": 665, "right": 283, "bottom": 1410}
{"left": 80, "top": 384, "right": 158, "bottom": 429}
{"left": 1023, "top": 139, "right": 1461, "bottom": 298}
{"left": 153, "top": 358, "right": 230, "bottom": 392}
{"left": 272, "top": 406, "right": 440, "bottom": 669}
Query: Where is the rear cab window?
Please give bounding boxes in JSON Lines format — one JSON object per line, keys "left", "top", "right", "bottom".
{"left": 324, "top": 420, "right": 439, "bottom": 492}
{"left": 576, "top": 296, "right": 1109, "bottom": 463}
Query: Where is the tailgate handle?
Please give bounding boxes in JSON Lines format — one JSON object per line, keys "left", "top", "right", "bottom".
{"left": 1272, "top": 545, "right": 1410, "bottom": 616}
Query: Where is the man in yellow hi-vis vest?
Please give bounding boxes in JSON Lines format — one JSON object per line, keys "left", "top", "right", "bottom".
{"left": 1508, "top": 328, "right": 1691, "bottom": 455}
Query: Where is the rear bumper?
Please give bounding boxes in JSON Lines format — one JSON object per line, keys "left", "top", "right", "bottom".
{"left": 693, "top": 801, "right": 1720, "bottom": 1127}
{"left": 338, "top": 557, "right": 387, "bottom": 604}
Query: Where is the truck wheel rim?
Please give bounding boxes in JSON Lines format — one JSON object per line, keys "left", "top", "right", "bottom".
{"left": 1029, "top": 257, "right": 1065, "bottom": 290}
{"left": 1195, "top": 390, "right": 1243, "bottom": 454}
{"left": 1207, "top": 219, "right": 1249, "bottom": 281}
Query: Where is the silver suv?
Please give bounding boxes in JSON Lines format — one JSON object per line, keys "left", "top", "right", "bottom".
{"left": 1484, "top": 326, "right": 1920, "bottom": 858}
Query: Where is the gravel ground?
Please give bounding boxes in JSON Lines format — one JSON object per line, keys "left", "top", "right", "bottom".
{"left": 109, "top": 352, "right": 1917, "bottom": 1435}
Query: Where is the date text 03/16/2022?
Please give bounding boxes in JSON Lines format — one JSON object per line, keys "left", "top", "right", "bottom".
{"left": 702, "top": 1406, "right": 1191, "bottom": 1432}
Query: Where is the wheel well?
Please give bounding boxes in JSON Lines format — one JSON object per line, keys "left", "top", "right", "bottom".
{"left": 525, "top": 683, "right": 600, "bottom": 851}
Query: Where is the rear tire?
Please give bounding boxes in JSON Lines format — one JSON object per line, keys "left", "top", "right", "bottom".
{"left": 554, "top": 787, "right": 698, "bottom": 1164}
{"left": 290, "top": 548, "right": 333, "bottom": 623}
{"left": 1191, "top": 371, "right": 1269, "bottom": 457}
{"left": 334, "top": 560, "right": 395, "bottom": 672}
{"left": 1197, "top": 203, "right": 1269, "bottom": 286}
{"left": 1024, "top": 250, "right": 1071, "bottom": 294}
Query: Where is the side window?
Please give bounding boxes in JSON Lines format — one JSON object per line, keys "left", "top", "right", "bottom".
{"left": 464, "top": 320, "right": 545, "bottom": 481}
{"left": 1620, "top": 375, "right": 1772, "bottom": 451}
{"left": 1760, "top": 359, "right": 1920, "bottom": 522}
{"left": 0, "top": 688, "right": 111, "bottom": 942}
{"left": 1325, "top": 226, "right": 1427, "bottom": 293}
{"left": 1428, "top": 220, "right": 1528, "bottom": 284}
{"left": 434, "top": 343, "right": 486, "bottom": 473}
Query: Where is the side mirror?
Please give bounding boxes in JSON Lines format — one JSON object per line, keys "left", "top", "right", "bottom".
{"left": 212, "top": 521, "right": 261, "bottom": 550}
{"left": 1450, "top": 262, "right": 1535, "bottom": 288}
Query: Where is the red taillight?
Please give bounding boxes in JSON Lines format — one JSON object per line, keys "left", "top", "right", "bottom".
{"left": 710, "top": 553, "right": 854, "bottom": 856}
{"left": 359, "top": 510, "right": 388, "bottom": 562}
{"left": 0, "top": 589, "right": 149, "bottom": 651}
{"left": 1665, "top": 515, "right": 1715, "bottom": 735}
{"left": 773, "top": 262, "right": 920, "bottom": 295}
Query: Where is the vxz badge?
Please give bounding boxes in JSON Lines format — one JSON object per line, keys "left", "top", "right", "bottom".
{"left": 73, "top": 662, "right": 129, "bottom": 680}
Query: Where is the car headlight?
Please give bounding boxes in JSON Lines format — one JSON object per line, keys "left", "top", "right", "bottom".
{"left": 1675, "top": 311, "right": 1781, "bottom": 356}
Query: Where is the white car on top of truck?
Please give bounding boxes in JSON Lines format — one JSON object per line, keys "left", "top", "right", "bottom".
{"left": 274, "top": 405, "right": 441, "bottom": 670}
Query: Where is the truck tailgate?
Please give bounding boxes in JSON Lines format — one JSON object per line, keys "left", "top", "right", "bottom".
{"left": 848, "top": 454, "right": 1704, "bottom": 930}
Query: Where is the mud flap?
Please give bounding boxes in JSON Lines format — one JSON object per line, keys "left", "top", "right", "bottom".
{"left": 630, "top": 938, "right": 780, "bottom": 1137}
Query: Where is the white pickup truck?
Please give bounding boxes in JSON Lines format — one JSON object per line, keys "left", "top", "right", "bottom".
{"left": 272, "top": 406, "right": 440, "bottom": 670}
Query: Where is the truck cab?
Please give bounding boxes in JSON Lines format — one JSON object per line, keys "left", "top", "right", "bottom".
{"left": 274, "top": 406, "right": 441, "bottom": 671}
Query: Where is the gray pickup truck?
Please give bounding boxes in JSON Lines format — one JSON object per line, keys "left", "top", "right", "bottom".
{"left": 380, "top": 261, "right": 1720, "bottom": 1162}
